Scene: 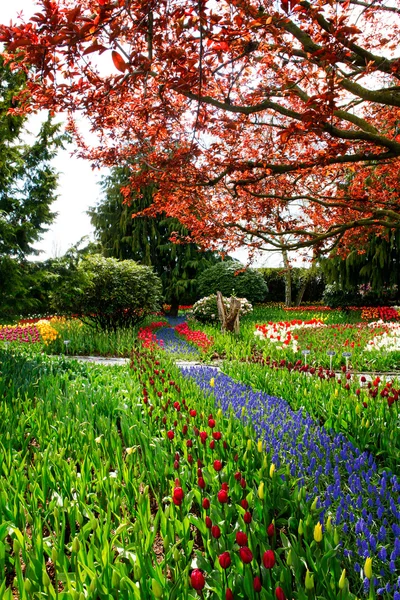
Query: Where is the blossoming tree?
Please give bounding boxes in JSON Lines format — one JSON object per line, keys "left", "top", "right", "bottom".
{"left": 1, "top": 0, "right": 400, "bottom": 256}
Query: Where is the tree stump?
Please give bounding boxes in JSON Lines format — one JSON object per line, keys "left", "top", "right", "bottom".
{"left": 216, "top": 291, "right": 241, "bottom": 333}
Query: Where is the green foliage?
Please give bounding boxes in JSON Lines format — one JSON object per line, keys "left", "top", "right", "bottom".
{"left": 51, "top": 255, "right": 162, "bottom": 330}
{"left": 0, "top": 57, "right": 65, "bottom": 321}
{"left": 322, "top": 285, "right": 362, "bottom": 309}
{"left": 89, "top": 166, "right": 220, "bottom": 312}
{"left": 192, "top": 294, "right": 253, "bottom": 324}
{"left": 197, "top": 261, "right": 268, "bottom": 303}
{"left": 258, "top": 267, "right": 326, "bottom": 304}
{"left": 321, "top": 230, "right": 400, "bottom": 299}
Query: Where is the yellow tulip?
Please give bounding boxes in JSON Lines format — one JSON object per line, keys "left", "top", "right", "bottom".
{"left": 339, "top": 569, "right": 346, "bottom": 590}
{"left": 313, "top": 522, "right": 323, "bottom": 543}
{"left": 257, "top": 440, "right": 263, "bottom": 453}
{"left": 258, "top": 481, "right": 264, "bottom": 500}
{"left": 209, "top": 377, "right": 215, "bottom": 387}
{"left": 269, "top": 463, "right": 276, "bottom": 477}
{"left": 364, "top": 557, "right": 372, "bottom": 580}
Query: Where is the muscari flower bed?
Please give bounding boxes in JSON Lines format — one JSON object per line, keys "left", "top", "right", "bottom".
{"left": 180, "top": 366, "right": 400, "bottom": 598}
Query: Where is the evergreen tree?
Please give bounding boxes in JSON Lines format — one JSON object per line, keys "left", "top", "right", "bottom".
{"left": 321, "top": 230, "right": 400, "bottom": 302}
{"left": 0, "top": 56, "right": 64, "bottom": 320}
{"left": 89, "top": 166, "right": 220, "bottom": 315}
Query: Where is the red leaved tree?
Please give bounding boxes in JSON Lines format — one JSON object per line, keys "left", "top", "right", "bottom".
{"left": 1, "top": 0, "right": 400, "bottom": 257}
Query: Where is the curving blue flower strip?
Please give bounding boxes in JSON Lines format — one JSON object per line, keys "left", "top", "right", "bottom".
{"left": 155, "top": 324, "right": 199, "bottom": 356}
{"left": 180, "top": 366, "right": 400, "bottom": 597}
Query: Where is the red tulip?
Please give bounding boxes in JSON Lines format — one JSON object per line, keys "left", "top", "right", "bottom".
{"left": 202, "top": 498, "right": 210, "bottom": 509}
{"left": 211, "top": 525, "right": 221, "bottom": 539}
{"left": 263, "top": 550, "right": 276, "bottom": 569}
{"left": 275, "top": 587, "right": 286, "bottom": 600}
{"left": 190, "top": 409, "right": 197, "bottom": 417}
{"left": 198, "top": 477, "right": 206, "bottom": 489}
{"left": 244, "top": 512, "right": 252, "bottom": 524}
{"left": 235, "top": 531, "right": 248, "bottom": 546}
{"left": 208, "top": 418, "right": 216, "bottom": 428}
{"left": 239, "top": 546, "right": 253, "bottom": 563}
{"left": 218, "top": 551, "right": 231, "bottom": 569}
{"left": 173, "top": 487, "right": 184, "bottom": 506}
{"left": 167, "top": 430, "right": 174, "bottom": 440}
{"left": 267, "top": 523, "right": 275, "bottom": 537}
{"left": 226, "top": 589, "right": 234, "bottom": 600}
{"left": 205, "top": 516, "right": 212, "bottom": 528}
{"left": 241, "top": 499, "right": 249, "bottom": 509}
{"left": 214, "top": 460, "right": 223, "bottom": 472}
{"left": 190, "top": 569, "right": 205, "bottom": 591}
{"left": 217, "top": 489, "right": 228, "bottom": 503}
{"left": 254, "top": 576, "right": 262, "bottom": 592}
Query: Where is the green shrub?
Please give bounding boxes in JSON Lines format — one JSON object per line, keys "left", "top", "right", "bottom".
{"left": 51, "top": 255, "right": 162, "bottom": 330}
{"left": 258, "top": 267, "right": 326, "bottom": 303}
{"left": 192, "top": 294, "right": 253, "bottom": 324}
{"left": 197, "top": 261, "right": 268, "bottom": 303}
{"left": 322, "top": 284, "right": 362, "bottom": 309}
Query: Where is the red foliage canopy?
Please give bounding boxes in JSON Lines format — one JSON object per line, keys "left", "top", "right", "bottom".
{"left": 2, "top": 0, "right": 400, "bottom": 256}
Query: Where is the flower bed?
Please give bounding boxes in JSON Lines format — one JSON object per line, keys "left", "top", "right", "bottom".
{"left": 0, "top": 348, "right": 352, "bottom": 600}
{"left": 174, "top": 322, "right": 213, "bottom": 351}
{"left": 181, "top": 365, "right": 400, "bottom": 598}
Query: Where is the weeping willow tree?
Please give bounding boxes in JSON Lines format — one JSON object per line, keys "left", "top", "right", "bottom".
{"left": 321, "top": 230, "right": 400, "bottom": 300}
{"left": 88, "top": 166, "right": 220, "bottom": 315}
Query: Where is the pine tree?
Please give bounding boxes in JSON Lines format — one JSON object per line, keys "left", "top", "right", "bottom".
{"left": 89, "top": 166, "right": 220, "bottom": 315}
{"left": 0, "top": 57, "right": 64, "bottom": 319}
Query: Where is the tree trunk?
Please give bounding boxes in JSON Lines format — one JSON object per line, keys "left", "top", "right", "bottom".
{"left": 217, "top": 291, "right": 241, "bottom": 333}
{"left": 282, "top": 249, "right": 292, "bottom": 307}
{"left": 295, "top": 254, "right": 317, "bottom": 306}
{"left": 295, "top": 276, "right": 309, "bottom": 306}
{"left": 169, "top": 296, "right": 179, "bottom": 317}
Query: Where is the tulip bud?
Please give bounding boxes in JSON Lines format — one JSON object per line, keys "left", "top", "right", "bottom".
{"left": 257, "top": 440, "right": 263, "bottom": 453}
{"left": 112, "top": 571, "right": 120, "bottom": 588}
{"left": 310, "top": 496, "right": 318, "bottom": 512}
{"left": 210, "top": 377, "right": 215, "bottom": 387}
{"left": 163, "top": 534, "right": 169, "bottom": 550}
{"left": 241, "top": 406, "right": 246, "bottom": 417}
{"left": 43, "top": 570, "right": 51, "bottom": 588}
{"left": 217, "top": 408, "right": 223, "bottom": 419}
{"left": 134, "top": 561, "right": 142, "bottom": 580}
{"left": 152, "top": 578, "right": 163, "bottom": 598}
{"left": 286, "top": 549, "right": 292, "bottom": 566}
{"left": 338, "top": 569, "right": 346, "bottom": 590}
{"left": 269, "top": 463, "right": 276, "bottom": 477}
{"left": 305, "top": 570, "right": 314, "bottom": 590}
{"left": 72, "top": 537, "right": 80, "bottom": 553}
{"left": 325, "top": 515, "right": 332, "bottom": 534}
{"left": 364, "top": 557, "right": 372, "bottom": 580}
{"left": 258, "top": 481, "right": 264, "bottom": 500}
{"left": 24, "top": 579, "right": 32, "bottom": 593}
{"left": 247, "top": 439, "right": 252, "bottom": 451}
{"left": 13, "top": 539, "right": 20, "bottom": 554}
{"left": 298, "top": 519, "right": 304, "bottom": 535}
{"left": 51, "top": 548, "right": 58, "bottom": 563}
{"left": 313, "top": 522, "right": 323, "bottom": 543}
{"left": 333, "top": 527, "right": 339, "bottom": 545}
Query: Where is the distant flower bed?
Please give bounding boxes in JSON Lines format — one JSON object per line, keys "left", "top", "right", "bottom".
{"left": 0, "top": 323, "right": 41, "bottom": 344}
{"left": 174, "top": 322, "right": 213, "bottom": 351}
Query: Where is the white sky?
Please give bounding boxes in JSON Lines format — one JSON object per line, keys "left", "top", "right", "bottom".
{"left": 1, "top": 0, "right": 284, "bottom": 267}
